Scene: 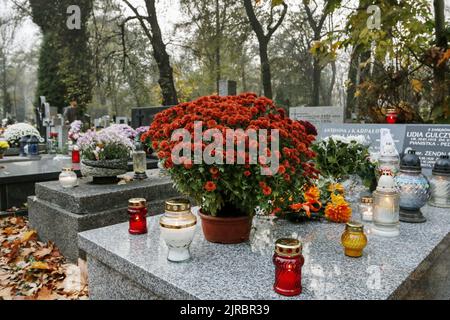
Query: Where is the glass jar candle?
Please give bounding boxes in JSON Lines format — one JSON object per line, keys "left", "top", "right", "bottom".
{"left": 59, "top": 168, "right": 78, "bottom": 189}
{"left": 72, "top": 146, "right": 80, "bottom": 164}
{"left": 133, "top": 141, "right": 148, "bottom": 180}
{"left": 28, "top": 135, "right": 40, "bottom": 157}
{"left": 359, "top": 196, "right": 374, "bottom": 222}
{"left": 341, "top": 221, "right": 367, "bottom": 258}
{"left": 429, "top": 155, "right": 450, "bottom": 208}
{"left": 160, "top": 198, "right": 197, "bottom": 262}
{"left": 273, "top": 238, "right": 304, "bottom": 297}
{"left": 385, "top": 108, "right": 398, "bottom": 124}
{"left": 372, "top": 172, "right": 400, "bottom": 237}
{"left": 394, "top": 150, "right": 429, "bottom": 223}
{"left": 128, "top": 198, "right": 148, "bottom": 235}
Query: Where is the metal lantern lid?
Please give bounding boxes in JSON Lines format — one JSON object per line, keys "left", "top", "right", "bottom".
{"left": 275, "top": 238, "right": 302, "bottom": 258}
{"left": 165, "top": 198, "right": 191, "bottom": 213}
{"left": 134, "top": 140, "right": 144, "bottom": 151}
{"left": 400, "top": 149, "right": 421, "bottom": 172}
{"left": 345, "top": 221, "right": 364, "bottom": 233}
{"left": 360, "top": 196, "right": 373, "bottom": 204}
{"left": 129, "top": 198, "right": 147, "bottom": 209}
{"left": 433, "top": 155, "right": 450, "bottom": 176}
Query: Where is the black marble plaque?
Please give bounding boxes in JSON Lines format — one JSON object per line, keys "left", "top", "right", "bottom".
{"left": 403, "top": 125, "right": 450, "bottom": 169}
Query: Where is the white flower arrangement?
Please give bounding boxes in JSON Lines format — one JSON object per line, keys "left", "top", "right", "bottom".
{"left": 3, "top": 123, "right": 44, "bottom": 146}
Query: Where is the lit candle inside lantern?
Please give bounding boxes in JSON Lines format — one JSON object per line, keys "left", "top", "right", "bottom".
{"left": 372, "top": 172, "right": 400, "bottom": 237}
{"left": 386, "top": 108, "right": 398, "bottom": 124}
{"left": 359, "top": 196, "right": 374, "bottom": 222}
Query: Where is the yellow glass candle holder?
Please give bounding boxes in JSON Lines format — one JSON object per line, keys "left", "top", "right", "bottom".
{"left": 341, "top": 221, "right": 367, "bottom": 258}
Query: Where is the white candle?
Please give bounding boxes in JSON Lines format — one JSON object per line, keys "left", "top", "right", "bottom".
{"left": 60, "top": 176, "right": 77, "bottom": 188}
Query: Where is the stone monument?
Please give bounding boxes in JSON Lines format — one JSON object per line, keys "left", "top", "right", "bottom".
{"left": 28, "top": 169, "right": 180, "bottom": 262}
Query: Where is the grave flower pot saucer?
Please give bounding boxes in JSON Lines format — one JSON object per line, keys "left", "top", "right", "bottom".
{"left": 199, "top": 210, "right": 252, "bottom": 244}
{"left": 81, "top": 158, "right": 128, "bottom": 184}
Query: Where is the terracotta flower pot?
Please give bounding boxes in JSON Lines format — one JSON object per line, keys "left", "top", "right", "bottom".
{"left": 199, "top": 211, "right": 252, "bottom": 244}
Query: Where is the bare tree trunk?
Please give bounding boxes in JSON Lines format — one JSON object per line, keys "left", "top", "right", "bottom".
{"left": 215, "top": 0, "right": 221, "bottom": 93}
{"left": 345, "top": 50, "right": 358, "bottom": 120}
{"left": 1, "top": 51, "right": 8, "bottom": 118}
{"left": 433, "top": 0, "right": 448, "bottom": 112}
{"left": 243, "top": 0, "right": 287, "bottom": 99}
{"left": 311, "top": 58, "right": 321, "bottom": 106}
{"left": 144, "top": 0, "right": 178, "bottom": 106}
{"left": 322, "top": 61, "right": 336, "bottom": 106}
{"left": 259, "top": 41, "right": 272, "bottom": 99}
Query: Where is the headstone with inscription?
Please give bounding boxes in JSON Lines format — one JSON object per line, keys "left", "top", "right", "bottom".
{"left": 403, "top": 125, "right": 450, "bottom": 169}
{"left": 319, "top": 124, "right": 406, "bottom": 154}
{"left": 290, "top": 106, "right": 344, "bottom": 127}
{"left": 318, "top": 124, "right": 450, "bottom": 176}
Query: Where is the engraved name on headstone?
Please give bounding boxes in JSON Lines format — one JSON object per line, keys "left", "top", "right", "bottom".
{"left": 290, "top": 106, "right": 344, "bottom": 127}
{"left": 403, "top": 125, "right": 450, "bottom": 169}
{"left": 318, "top": 124, "right": 406, "bottom": 154}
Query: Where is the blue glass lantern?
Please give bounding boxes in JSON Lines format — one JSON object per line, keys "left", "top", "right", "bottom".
{"left": 394, "top": 150, "right": 430, "bottom": 223}
{"left": 19, "top": 136, "right": 29, "bottom": 157}
{"left": 28, "top": 136, "right": 40, "bottom": 157}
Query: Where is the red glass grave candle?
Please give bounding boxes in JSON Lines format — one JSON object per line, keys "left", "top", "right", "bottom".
{"left": 128, "top": 198, "right": 148, "bottom": 235}
{"left": 385, "top": 108, "right": 398, "bottom": 124}
{"left": 72, "top": 148, "right": 80, "bottom": 163}
{"left": 273, "top": 238, "right": 304, "bottom": 296}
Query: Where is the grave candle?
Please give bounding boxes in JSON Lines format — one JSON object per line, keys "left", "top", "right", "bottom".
{"left": 372, "top": 172, "right": 400, "bottom": 237}
{"left": 273, "top": 238, "right": 304, "bottom": 297}
{"left": 341, "top": 221, "right": 367, "bottom": 258}
{"left": 359, "top": 196, "right": 374, "bottom": 221}
{"left": 72, "top": 146, "right": 80, "bottom": 164}
{"left": 59, "top": 168, "right": 78, "bottom": 189}
{"left": 159, "top": 198, "right": 197, "bottom": 262}
{"left": 429, "top": 155, "right": 450, "bottom": 208}
{"left": 128, "top": 198, "right": 148, "bottom": 235}
{"left": 133, "top": 141, "right": 148, "bottom": 180}
{"left": 386, "top": 108, "right": 398, "bottom": 124}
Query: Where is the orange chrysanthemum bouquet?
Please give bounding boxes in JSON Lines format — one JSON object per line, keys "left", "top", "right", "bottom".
{"left": 143, "top": 93, "right": 319, "bottom": 218}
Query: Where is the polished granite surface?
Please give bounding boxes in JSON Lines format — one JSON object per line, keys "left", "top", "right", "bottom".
{"left": 79, "top": 205, "right": 450, "bottom": 300}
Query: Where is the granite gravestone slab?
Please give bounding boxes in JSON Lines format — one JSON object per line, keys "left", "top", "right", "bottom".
{"left": 318, "top": 123, "right": 406, "bottom": 154}
{"left": 218, "top": 80, "right": 237, "bottom": 96}
{"left": 131, "top": 107, "right": 170, "bottom": 128}
{"left": 29, "top": 169, "right": 180, "bottom": 262}
{"left": 78, "top": 206, "right": 450, "bottom": 300}
{"left": 290, "top": 106, "right": 344, "bottom": 127}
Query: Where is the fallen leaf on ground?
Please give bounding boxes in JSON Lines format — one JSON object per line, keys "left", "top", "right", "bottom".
{"left": 21, "top": 230, "right": 37, "bottom": 243}
{"left": 34, "top": 247, "right": 53, "bottom": 260}
{"left": 30, "top": 261, "right": 51, "bottom": 270}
